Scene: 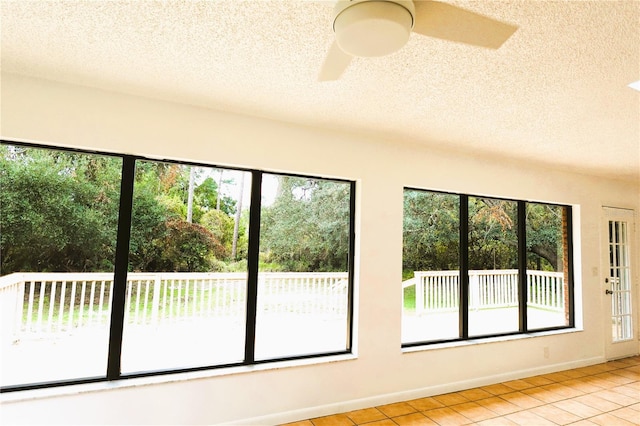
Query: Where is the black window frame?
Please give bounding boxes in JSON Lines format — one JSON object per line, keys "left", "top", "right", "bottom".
{"left": 402, "top": 187, "right": 575, "bottom": 348}
{"left": 0, "top": 140, "right": 356, "bottom": 392}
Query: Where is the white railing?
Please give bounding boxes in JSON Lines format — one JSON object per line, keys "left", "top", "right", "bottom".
{"left": 124, "top": 272, "right": 248, "bottom": 326}
{"left": 408, "top": 269, "right": 565, "bottom": 314}
{"left": 0, "top": 272, "right": 349, "bottom": 343}
{"left": 527, "top": 270, "right": 566, "bottom": 310}
{"left": 1, "top": 269, "right": 563, "bottom": 343}
{"left": 0, "top": 274, "right": 25, "bottom": 342}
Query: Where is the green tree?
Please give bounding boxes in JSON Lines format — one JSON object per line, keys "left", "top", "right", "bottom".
{"left": 152, "top": 220, "right": 223, "bottom": 272}
{"left": 128, "top": 183, "right": 169, "bottom": 272}
{"left": 403, "top": 191, "right": 564, "bottom": 274}
{"left": 195, "top": 176, "right": 236, "bottom": 216}
{"left": 468, "top": 197, "right": 518, "bottom": 270}
{"left": 403, "top": 190, "right": 459, "bottom": 273}
{"left": 200, "top": 208, "right": 235, "bottom": 260}
{"left": 260, "top": 177, "right": 350, "bottom": 271}
{"left": 526, "top": 204, "right": 563, "bottom": 270}
{"left": 0, "top": 145, "right": 121, "bottom": 274}
{"left": 130, "top": 162, "right": 240, "bottom": 271}
{"left": 1, "top": 147, "right": 250, "bottom": 275}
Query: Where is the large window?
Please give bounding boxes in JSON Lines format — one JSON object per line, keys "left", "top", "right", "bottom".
{"left": 0, "top": 142, "right": 355, "bottom": 391}
{"left": 402, "top": 188, "right": 574, "bottom": 346}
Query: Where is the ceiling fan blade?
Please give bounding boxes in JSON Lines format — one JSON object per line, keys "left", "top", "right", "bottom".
{"left": 319, "top": 41, "right": 353, "bottom": 81}
{"left": 413, "top": 1, "right": 517, "bottom": 49}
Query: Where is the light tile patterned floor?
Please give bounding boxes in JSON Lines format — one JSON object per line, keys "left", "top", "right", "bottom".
{"left": 283, "top": 356, "right": 640, "bottom": 425}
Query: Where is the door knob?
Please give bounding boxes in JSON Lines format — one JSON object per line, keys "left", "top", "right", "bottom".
{"left": 605, "top": 289, "right": 614, "bottom": 295}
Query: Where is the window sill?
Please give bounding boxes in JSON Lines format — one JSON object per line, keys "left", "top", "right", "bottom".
{"left": 0, "top": 352, "right": 358, "bottom": 404}
{"left": 402, "top": 327, "right": 583, "bottom": 354}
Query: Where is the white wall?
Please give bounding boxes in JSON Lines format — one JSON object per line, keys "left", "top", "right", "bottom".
{"left": 1, "top": 73, "right": 638, "bottom": 425}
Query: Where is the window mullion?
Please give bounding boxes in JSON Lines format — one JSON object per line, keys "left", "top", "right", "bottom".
{"left": 107, "top": 155, "right": 136, "bottom": 380}
{"left": 459, "top": 195, "right": 469, "bottom": 339}
{"left": 518, "top": 201, "right": 527, "bottom": 332}
{"left": 243, "top": 170, "right": 262, "bottom": 364}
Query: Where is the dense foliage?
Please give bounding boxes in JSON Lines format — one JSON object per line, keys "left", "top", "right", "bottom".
{"left": 403, "top": 190, "right": 565, "bottom": 277}
{"left": 1, "top": 147, "right": 121, "bottom": 273}
{"left": 468, "top": 197, "right": 518, "bottom": 270}
{"left": 0, "top": 145, "right": 351, "bottom": 275}
{"left": 403, "top": 191, "right": 460, "bottom": 272}
{"left": 259, "top": 176, "right": 350, "bottom": 272}
{"left": 0, "top": 146, "right": 245, "bottom": 274}
{"left": 2, "top": 144, "right": 563, "bottom": 278}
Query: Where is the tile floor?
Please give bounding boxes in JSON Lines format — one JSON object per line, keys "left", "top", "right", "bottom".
{"left": 283, "top": 355, "right": 640, "bottom": 425}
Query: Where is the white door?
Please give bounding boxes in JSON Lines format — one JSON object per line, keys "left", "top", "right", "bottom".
{"left": 602, "top": 207, "right": 638, "bottom": 360}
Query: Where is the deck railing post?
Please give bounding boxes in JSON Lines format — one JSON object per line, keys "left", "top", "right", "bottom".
{"left": 469, "top": 272, "right": 480, "bottom": 310}
{"left": 414, "top": 272, "right": 424, "bottom": 314}
{"left": 151, "top": 275, "right": 162, "bottom": 326}
{"left": 14, "top": 278, "right": 25, "bottom": 337}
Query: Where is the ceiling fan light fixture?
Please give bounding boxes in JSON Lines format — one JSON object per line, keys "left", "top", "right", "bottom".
{"left": 333, "top": 1, "right": 414, "bottom": 57}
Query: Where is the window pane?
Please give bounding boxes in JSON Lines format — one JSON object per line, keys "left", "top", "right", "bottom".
{"left": 526, "top": 204, "right": 571, "bottom": 329}
{"left": 402, "top": 190, "right": 460, "bottom": 343}
{"left": 120, "top": 162, "right": 250, "bottom": 373}
{"left": 0, "top": 144, "right": 121, "bottom": 386}
{"left": 468, "top": 197, "right": 519, "bottom": 336}
{"left": 255, "top": 175, "right": 352, "bottom": 360}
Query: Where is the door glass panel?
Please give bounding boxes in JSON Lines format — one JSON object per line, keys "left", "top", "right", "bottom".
{"left": 608, "top": 220, "right": 633, "bottom": 342}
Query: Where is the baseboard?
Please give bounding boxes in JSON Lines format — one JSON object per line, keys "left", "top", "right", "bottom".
{"left": 225, "top": 356, "right": 605, "bottom": 425}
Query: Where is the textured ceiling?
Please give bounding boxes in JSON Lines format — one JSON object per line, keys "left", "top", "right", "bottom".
{"left": 1, "top": 0, "right": 639, "bottom": 182}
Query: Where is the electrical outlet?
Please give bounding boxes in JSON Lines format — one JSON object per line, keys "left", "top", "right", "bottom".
{"left": 543, "top": 346, "right": 550, "bottom": 359}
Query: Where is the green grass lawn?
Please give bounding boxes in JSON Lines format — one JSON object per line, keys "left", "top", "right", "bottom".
{"left": 403, "top": 286, "right": 415, "bottom": 311}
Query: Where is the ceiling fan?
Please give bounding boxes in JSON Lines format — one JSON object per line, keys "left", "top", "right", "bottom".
{"left": 319, "top": 0, "right": 518, "bottom": 81}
